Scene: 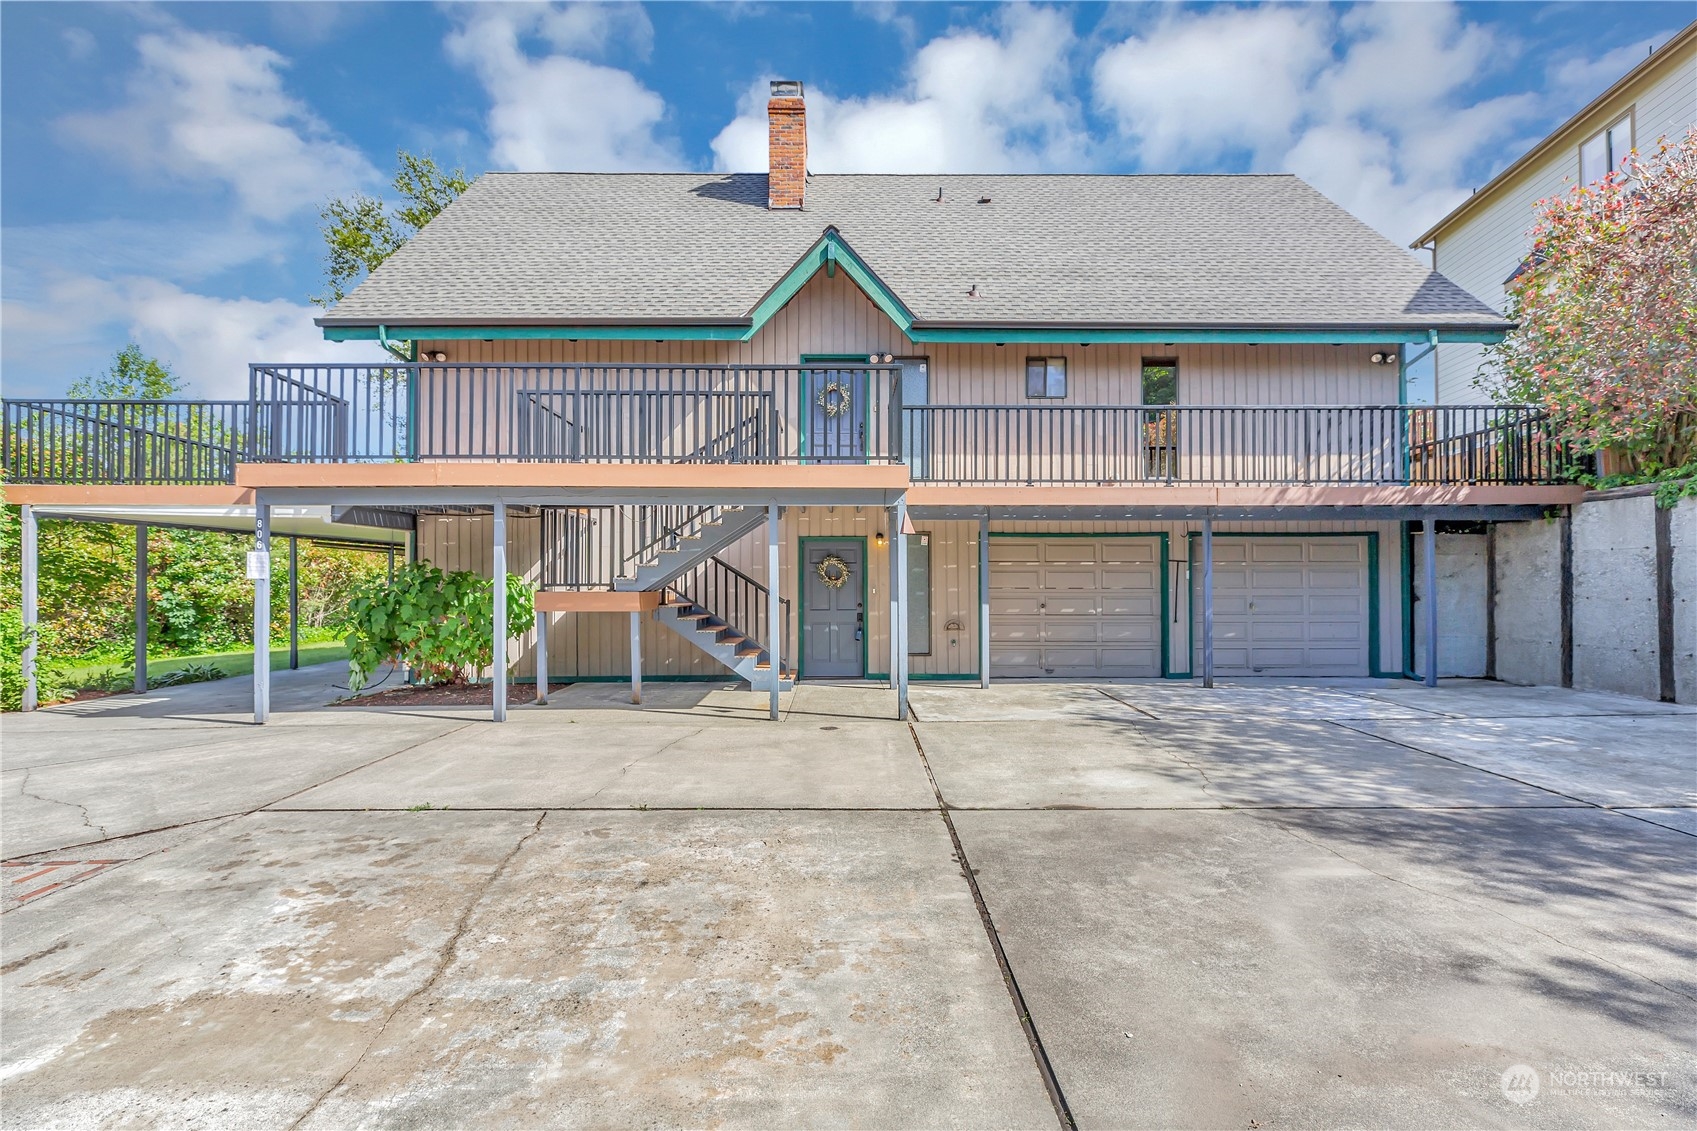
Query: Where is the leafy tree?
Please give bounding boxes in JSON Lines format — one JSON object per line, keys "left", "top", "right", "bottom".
{"left": 69, "top": 343, "right": 185, "bottom": 400}
{"left": 314, "top": 150, "right": 469, "bottom": 307}
{"left": 1486, "top": 128, "right": 1697, "bottom": 478}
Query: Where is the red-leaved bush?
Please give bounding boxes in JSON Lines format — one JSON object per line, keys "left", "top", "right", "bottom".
{"left": 1487, "top": 128, "right": 1696, "bottom": 474}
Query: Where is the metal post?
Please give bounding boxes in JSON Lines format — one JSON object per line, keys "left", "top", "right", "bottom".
{"left": 20, "top": 505, "right": 38, "bottom": 712}
{"left": 253, "top": 498, "right": 271, "bottom": 724}
{"left": 888, "top": 506, "right": 901, "bottom": 695}
{"left": 767, "top": 503, "right": 780, "bottom": 721}
{"left": 492, "top": 501, "right": 508, "bottom": 722}
{"left": 1423, "top": 517, "right": 1439, "bottom": 688}
{"left": 978, "top": 512, "right": 991, "bottom": 689}
{"left": 1201, "top": 518, "right": 1215, "bottom": 689}
{"left": 629, "top": 610, "right": 643, "bottom": 705}
{"left": 894, "top": 496, "right": 909, "bottom": 720}
{"left": 288, "top": 536, "right": 299, "bottom": 671}
{"left": 134, "top": 525, "right": 148, "bottom": 694}
{"left": 534, "top": 609, "right": 549, "bottom": 705}
{"left": 387, "top": 544, "right": 395, "bottom": 583}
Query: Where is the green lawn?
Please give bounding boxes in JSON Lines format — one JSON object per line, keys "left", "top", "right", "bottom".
{"left": 63, "top": 642, "right": 350, "bottom": 688}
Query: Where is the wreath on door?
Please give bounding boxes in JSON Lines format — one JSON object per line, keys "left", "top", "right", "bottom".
{"left": 816, "top": 379, "right": 853, "bottom": 418}
{"left": 815, "top": 553, "right": 852, "bottom": 589}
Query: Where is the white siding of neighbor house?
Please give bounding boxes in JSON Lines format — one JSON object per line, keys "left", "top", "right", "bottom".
{"left": 421, "top": 510, "right": 1408, "bottom": 684}
{"left": 1431, "top": 36, "right": 1696, "bottom": 404}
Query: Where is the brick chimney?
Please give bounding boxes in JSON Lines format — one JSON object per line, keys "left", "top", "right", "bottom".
{"left": 768, "top": 80, "right": 806, "bottom": 210}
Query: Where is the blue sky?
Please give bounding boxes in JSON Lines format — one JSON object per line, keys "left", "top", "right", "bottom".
{"left": 1, "top": 1, "right": 1687, "bottom": 400}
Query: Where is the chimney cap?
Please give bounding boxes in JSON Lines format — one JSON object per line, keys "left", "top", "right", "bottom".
{"left": 769, "top": 80, "right": 804, "bottom": 99}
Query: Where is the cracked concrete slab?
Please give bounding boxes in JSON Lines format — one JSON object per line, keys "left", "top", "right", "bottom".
{"left": 273, "top": 718, "right": 934, "bottom": 811}
{"left": 915, "top": 715, "right": 1574, "bottom": 810}
{"left": 955, "top": 808, "right": 1696, "bottom": 1130}
{"left": 1337, "top": 715, "right": 1697, "bottom": 809}
{"left": 1352, "top": 681, "right": 1697, "bottom": 719}
{"left": 295, "top": 810, "right": 1053, "bottom": 1129}
{"left": 1, "top": 809, "right": 541, "bottom": 1129}
{"left": 1, "top": 720, "right": 469, "bottom": 858}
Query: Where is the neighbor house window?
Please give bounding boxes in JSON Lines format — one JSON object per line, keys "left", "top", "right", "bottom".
{"left": 1141, "top": 359, "right": 1178, "bottom": 405}
{"left": 1580, "top": 113, "right": 1633, "bottom": 184}
{"left": 1026, "top": 357, "right": 1066, "bottom": 398}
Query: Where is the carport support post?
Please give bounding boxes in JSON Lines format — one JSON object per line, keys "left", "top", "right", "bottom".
{"left": 1200, "top": 518, "right": 1215, "bottom": 689}
{"left": 492, "top": 501, "right": 508, "bottom": 723}
{"left": 766, "top": 503, "right": 780, "bottom": 721}
{"left": 629, "top": 611, "right": 643, "bottom": 705}
{"left": 253, "top": 499, "right": 271, "bottom": 724}
{"left": 287, "top": 536, "right": 299, "bottom": 671}
{"left": 894, "top": 497, "right": 909, "bottom": 720}
{"left": 534, "top": 609, "right": 549, "bottom": 705}
{"left": 134, "top": 525, "right": 149, "bottom": 694}
{"left": 978, "top": 512, "right": 990, "bottom": 689}
{"left": 1423, "top": 517, "right": 1439, "bottom": 688}
{"left": 20, "top": 505, "right": 38, "bottom": 712}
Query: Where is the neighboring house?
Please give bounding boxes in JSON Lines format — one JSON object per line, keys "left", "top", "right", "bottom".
{"left": 1413, "top": 20, "right": 1696, "bottom": 404}
{"left": 5, "top": 82, "right": 1584, "bottom": 722}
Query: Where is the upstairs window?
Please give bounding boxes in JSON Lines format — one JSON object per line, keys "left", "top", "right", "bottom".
{"left": 1580, "top": 113, "right": 1633, "bottom": 185}
{"left": 1141, "top": 360, "right": 1178, "bottom": 405}
{"left": 1026, "top": 357, "right": 1067, "bottom": 399}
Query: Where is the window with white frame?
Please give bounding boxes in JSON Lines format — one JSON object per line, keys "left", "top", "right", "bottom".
{"left": 1580, "top": 113, "right": 1633, "bottom": 184}
{"left": 1025, "top": 356, "right": 1067, "bottom": 398}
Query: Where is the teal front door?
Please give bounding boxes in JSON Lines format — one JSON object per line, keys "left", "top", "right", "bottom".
{"left": 803, "top": 541, "right": 864, "bottom": 677}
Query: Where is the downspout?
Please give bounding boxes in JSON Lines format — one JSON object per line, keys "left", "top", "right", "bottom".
{"left": 377, "top": 324, "right": 414, "bottom": 363}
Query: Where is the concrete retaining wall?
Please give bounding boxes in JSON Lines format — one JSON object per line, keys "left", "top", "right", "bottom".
{"left": 1490, "top": 491, "right": 1694, "bottom": 703}
{"left": 1491, "top": 519, "right": 1564, "bottom": 689}
{"left": 1413, "top": 531, "right": 1489, "bottom": 678}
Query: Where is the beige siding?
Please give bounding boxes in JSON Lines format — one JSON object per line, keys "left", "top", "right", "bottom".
{"left": 421, "top": 268, "right": 1401, "bottom": 412}
{"left": 418, "top": 510, "right": 1407, "bottom": 682}
{"left": 1432, "top": 37, "right": 1696, "bottom": 403}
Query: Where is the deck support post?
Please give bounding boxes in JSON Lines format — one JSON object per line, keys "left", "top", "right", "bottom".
{"left": 1423, "top": 517, "right": 1439, "bottom": 689}
{"left": 767, "top": 503, "right": 780, "bottom": 721}
{"left": 629, "top": 611, "right": 643, "bottom": 705}
{"left": 492, "top": 501, "right": 508, "bottom": 722}
{"left": 20, "top": 505, "right": 38, "bottom": 712}
{"left": 1201, "top": 517, "right": 1215, "bottom": 689}
{"left": 253, "top": 497, "right": 271, "bottom": 724}
{"left": 134, "top": 526, "right": 149, "bottom": 694}
{"left": 978, "top": 512, "right": 991, "bottom": 689}
{"left": 287, "top": 536, "right": 300, "bottom": 671}
{"left": 894, "top": 496, "right": 909, "bottom": 721}
{"left": 535, "top": 609, "right": 549, "bottom": 705}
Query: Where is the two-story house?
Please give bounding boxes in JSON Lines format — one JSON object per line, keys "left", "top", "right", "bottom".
{"left": 6, "top": 82, "right": 1583, "bottom": 723}
{"left": 1414, "top": 20, "right": 1695, "bottom": 403}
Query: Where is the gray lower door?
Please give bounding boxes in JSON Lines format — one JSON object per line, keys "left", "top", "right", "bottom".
{"left": 1197, "top": 537, "right": 1370, "bottom": 676}
{"left": 990, "top": 538, "right": 1162, "bottom": 678}
{"left": 803, "top": 541, "right": 864, "bottom": 678}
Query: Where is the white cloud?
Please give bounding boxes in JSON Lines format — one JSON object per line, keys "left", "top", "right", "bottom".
{"left": 1547, "top": 32, "right": 1669, "bottom": 102}
{"left": 710, "top": 4, "right": 1088, "bottom": 174}
{"left": 2, "top": 274, "right": 386, "bottom": 400}
{"left": 61, "top": 27, "right": 97, "bottom": 60}
{"left": 445, "top": 3, "right": 679, "bottom": 171}
{"left": 1091, "top": 2, "right": 1541, "bottom": 245}
{"left": 57, "top": 28, "right": 375, "bottom": 221}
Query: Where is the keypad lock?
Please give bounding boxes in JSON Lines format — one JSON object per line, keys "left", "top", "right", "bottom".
{"left": 855, "top": 604, "right": 864, "bottom": 642}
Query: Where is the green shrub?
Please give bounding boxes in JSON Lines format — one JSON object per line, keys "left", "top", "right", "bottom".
{"left": 150, "top": 661, "right": 225, "bottom": 688}
{"left": 0, "top": 607, "right": 73, "bottom": 711}
{"left": 340, "top": 562, "right": 530, "bottom": 691}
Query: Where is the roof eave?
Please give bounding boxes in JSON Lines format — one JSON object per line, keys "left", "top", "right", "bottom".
{"left": 1410, "top": 20, "right": 1696, "bottom": 248}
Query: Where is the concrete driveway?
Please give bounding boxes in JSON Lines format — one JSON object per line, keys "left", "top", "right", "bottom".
{"left": 2, "top": 668, "right": 1692, "bottom": 1129}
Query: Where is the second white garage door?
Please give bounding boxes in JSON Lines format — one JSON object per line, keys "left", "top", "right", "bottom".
{"left": 990, "top": 537, "right": 1162, "bottom": 678}
{"left": 1198, "top": 536, "right": 1371, "bottom": 676}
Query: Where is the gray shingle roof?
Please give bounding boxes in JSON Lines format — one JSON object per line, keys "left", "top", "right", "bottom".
{"left": 320, "top": 173, "right": 1508, "bottom": 332}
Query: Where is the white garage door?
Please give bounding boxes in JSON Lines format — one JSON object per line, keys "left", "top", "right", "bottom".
{"left": 1198, "top": 537, "right": 1370, "bottom": 676}
{"left": 990, "top": 538, "right": 1162, "bottom": 678}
